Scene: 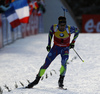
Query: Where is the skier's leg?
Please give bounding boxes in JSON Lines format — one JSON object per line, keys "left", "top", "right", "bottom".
{"left": 26, "top": 75, "right": 41, "bottom": 88}
{"left": 38, "top": 45, "right": 59, "bottom": 77}
{"left": 58, "top": 47, "right": 69, "bottom": 87}
{"left": 26, "top": 45, "right": 59, "bottom": 88}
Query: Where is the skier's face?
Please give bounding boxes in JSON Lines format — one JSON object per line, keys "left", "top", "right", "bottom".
{"left": 59, "top": 23, "right": 66, "bottom": 31}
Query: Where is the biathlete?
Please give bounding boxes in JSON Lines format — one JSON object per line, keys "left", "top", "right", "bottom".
{"left": 26, "top": 16, "right": 80, "bottom": 88}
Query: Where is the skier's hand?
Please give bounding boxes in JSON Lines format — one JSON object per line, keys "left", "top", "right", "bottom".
{"left": 46, "top": 45, "right": 51, "bottom": 52}
{"left": 69, "top": 43, "right": 75, "bottom": 49}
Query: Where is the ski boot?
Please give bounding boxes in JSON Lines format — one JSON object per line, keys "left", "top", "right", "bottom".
{"left": 26, "top": 75, "right": 41, "bottom": 88}
{"left": 58, "top": 75, "right": 65, "bottom": 88}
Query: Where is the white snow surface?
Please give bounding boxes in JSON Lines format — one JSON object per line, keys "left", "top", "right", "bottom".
{"left": 0, "top": 33, "right": 100, "bottom": 94}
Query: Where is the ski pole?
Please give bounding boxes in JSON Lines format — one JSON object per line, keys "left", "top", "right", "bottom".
{"left": 73, "top": 48, "right": 84, "bottom": 62}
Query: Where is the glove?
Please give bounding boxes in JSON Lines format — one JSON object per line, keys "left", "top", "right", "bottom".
{"left": 69, "top": 43, "right": 75, "bottom": 49}
{"left": 46, "top": 45, "right": 51, "bottom": 52}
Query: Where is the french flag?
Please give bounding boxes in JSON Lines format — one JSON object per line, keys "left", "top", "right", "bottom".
{"left": 5, "top": 6, "right": 20, "bottom": 28}
{"left": 11, "top": 0, "right": 29, "bottom": 23}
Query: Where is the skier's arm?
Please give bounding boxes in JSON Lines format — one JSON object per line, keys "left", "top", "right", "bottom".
{"left": 72, "top": 28, "right": 79, "bottom": 43}
{"left": 69, "top": 26, "right": 80, "bottom": 49}
{"left": 46, "top": 25, "right": 54, "bottom": 52}
{"left": 48, "top": 25, "right": 54, "bottom": 46}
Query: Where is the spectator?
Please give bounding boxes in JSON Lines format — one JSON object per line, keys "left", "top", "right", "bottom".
{"left": 0, "top": 0, "right": 5, "bottom": 13}
{"left": 37, "top": 0, "right": 46, "bottom": 33}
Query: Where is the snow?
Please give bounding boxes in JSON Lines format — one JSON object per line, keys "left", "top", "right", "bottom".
{"left": 0, "top": 33, "right": 100, "bottom": 94}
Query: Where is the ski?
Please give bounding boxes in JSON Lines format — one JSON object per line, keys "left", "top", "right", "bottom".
{"left": 24, "top": 86, "right": 67, "bottom": 90}
{"left": 58, "top": 87, "right": 67, "bottom": 90}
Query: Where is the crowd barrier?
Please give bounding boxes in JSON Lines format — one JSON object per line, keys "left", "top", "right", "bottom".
{"left": 0, "top": 10, "right": 39, "bottom": 49}
{"left": 0, "top": 14, "right": 3, "bottom": 48}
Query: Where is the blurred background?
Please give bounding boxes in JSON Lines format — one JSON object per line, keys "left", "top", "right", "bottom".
{"left": 61, "top": 0, "right": 100, "bottom": 32}
{"left": 0, "top": 0, "right": 100, "bottom": 49}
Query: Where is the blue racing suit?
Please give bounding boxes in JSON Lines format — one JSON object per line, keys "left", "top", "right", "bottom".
{"left": 38, "top": 24, "right": 79, "bottom": 76}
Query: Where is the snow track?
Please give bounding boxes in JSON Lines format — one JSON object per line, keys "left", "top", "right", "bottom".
{"left": 0, "top": 33, "right": 100, "bottom": 94}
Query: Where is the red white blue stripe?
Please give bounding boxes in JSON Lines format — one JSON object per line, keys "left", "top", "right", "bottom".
{"left": 10, "top": 0, "right": 29, "bottom": 23}
{"left": 5, "top": 6, "right": 20, "bottom": 28}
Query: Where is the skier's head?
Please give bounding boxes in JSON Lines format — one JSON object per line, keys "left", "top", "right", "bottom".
{"left": 58, "top": 16, "right": 66, "bottom": 31}
{"left": 58, "top": 16, "right": 66, "bottom": 24}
